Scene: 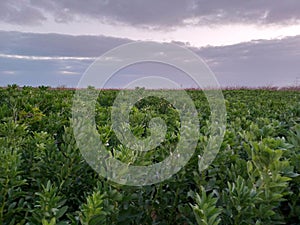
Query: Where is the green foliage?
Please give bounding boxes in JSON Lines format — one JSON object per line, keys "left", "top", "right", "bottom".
{"left": 0, "top": 146, "right": 27, "bottom": 225}
{"left": 79, "top": 191, "right": 106, "bottom": 225}
{"left": 190, "top": 186, "right": 222, "bottom": 225}
{"left": 0, "top": 86, "right": 299, "bottom": 224}
{"left": 28, "top": 181, "right": 68, "bottom": 225}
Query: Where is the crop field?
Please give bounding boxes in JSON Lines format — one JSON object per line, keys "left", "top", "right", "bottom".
{"left": 0, "top": 85, "right": 299, "bottom": 225}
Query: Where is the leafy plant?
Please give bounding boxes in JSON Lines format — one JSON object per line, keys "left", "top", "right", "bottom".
{"left": 28, "top": 181, "right": 68, "bottom": 225}
{"left": 0, "top": 86, "right": 299, "bottom": 224}
{"left": 190, "top": 186, "right": 222, "bottom": 225}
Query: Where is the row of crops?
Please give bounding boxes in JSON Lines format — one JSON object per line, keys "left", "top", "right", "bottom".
{"left": 0, "top": 85, "right": 299, "bottom": 224}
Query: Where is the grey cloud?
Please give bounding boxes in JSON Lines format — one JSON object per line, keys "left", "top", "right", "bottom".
{"left": 190, "top": 0, "right": 300, "bottom": 25}
{"left": 0, "top": 56, "right": 86, "bottom": 87}
{"left": 1, "top": 31, "right": 300, "bottom": 87}
{"left": 3, "top": 0, "right": 300, "bottom": 28}
{"left": 30, "top": 0, "right": 192, "bottom": 28}
{"left": 197, "top": 36, "right": 300, "bottom": 86}
{"left": 0, "top": 31, "right": 131, "bottom": 57}
{"left": 0, "top": 0, "right": 46, "bottom": 25}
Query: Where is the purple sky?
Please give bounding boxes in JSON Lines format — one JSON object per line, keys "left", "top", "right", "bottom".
{"left": 1, "top": 1, "right": 300, "bottom": 88}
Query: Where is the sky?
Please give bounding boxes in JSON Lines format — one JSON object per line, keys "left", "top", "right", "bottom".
{"left": 1, "top": 0, "right": 300, "bottom": 88}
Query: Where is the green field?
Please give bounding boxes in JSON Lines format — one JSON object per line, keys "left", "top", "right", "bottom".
{"left": 0, "top": 85, "right": 299, "bottom": 225}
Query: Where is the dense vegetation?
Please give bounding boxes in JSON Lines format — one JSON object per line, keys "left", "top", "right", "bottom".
{"left": 0, "top": 84, "right": 299, "bottom": 225}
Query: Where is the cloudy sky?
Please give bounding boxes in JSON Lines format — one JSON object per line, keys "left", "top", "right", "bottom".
{"left": 1, "top": 0, "right": 300, "bottom": 88}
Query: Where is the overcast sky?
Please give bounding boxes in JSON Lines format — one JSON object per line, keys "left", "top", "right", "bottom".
{"left": 0, "top": 0, "right": 300, "bottom": 88}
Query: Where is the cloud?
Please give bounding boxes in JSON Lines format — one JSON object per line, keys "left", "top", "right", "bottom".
{"left": 197, "top": 36, "right": 300, "bottom": 86}
{"left": 0, "top": 31, "right": 131, "bottom": 57}
{"left": 0, "top": 0, "right": 46, "bottom": 25}
{"left": 0, "top": 31, "right": 299, "bottom": 87}
{"left": 2, "top": 1, "right": 300, "bottom": 28}
{"left": 0, "top": 56, "right": 87, "bottom": 87}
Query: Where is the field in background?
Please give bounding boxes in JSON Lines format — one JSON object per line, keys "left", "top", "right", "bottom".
{"left": 0, "top": 85, "right": 299, "bottom": 224}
